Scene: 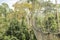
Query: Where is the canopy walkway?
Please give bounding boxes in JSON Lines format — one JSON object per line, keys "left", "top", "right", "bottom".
{"left": 30, "top": 0, "right": 60, "bottom": 40}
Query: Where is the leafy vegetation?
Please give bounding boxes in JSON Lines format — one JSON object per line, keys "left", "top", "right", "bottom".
{"left": 0, "top": 0, "right": 60, "bottom": 40}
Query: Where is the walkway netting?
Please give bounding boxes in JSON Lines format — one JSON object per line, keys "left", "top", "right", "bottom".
{"left": 31, "top": 0, "right": 60, "bottom": 40}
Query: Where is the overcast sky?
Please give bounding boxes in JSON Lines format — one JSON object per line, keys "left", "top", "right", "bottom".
{"left": 0, "top": 0, "right": 19, "bottom": 9}
{"left": 0, "top": 0, "right": 60, "bottom": 9}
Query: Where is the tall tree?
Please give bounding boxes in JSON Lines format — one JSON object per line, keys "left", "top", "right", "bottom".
{"left": 55, "top": 0, "right": 60, "bottom": 32}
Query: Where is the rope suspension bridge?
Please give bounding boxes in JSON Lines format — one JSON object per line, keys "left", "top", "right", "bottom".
{"left": 29, "top": 0, "right": 60, "bottom": 40}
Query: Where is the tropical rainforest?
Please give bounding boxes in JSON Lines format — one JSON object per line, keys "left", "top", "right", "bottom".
{"left": 0, "top": 0, "right": 60, "bottom": 40}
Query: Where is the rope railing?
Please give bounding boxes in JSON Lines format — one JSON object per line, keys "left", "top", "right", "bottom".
{"left": 30, "top": 0, "right": 60, "bottom": 40}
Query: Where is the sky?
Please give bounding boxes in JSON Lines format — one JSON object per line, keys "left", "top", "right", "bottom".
{"left": 0, "top": 0, "right": 60, "bottom": 9}
{"left": 51, "top": 0, "right": 60, "bottom": 4}
{"left": 0, "top": 0, "right": 19, "bottom": 9}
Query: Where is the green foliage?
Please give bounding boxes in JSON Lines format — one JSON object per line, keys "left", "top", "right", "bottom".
{"left": 45, "top": 13, "right": 58, "bottom": 32}
{"left": 0, "top": 2, "right": 36, "bottom": 40}
{"left": 0, "top": 0, "right": 60, "bottom": 40}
